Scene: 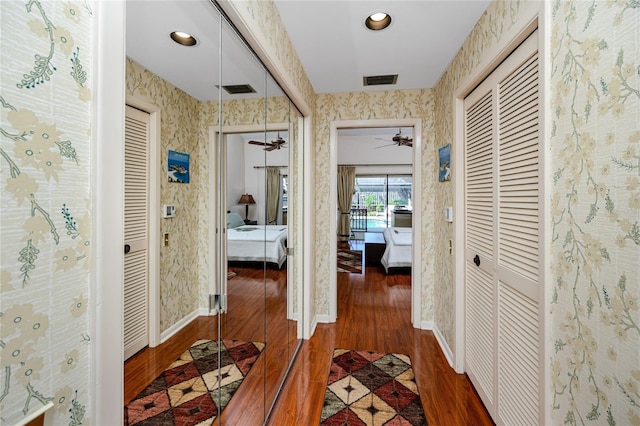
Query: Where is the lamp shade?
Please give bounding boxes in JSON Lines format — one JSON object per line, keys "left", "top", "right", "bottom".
{"left": 238, "top": 193, "right": 255, "bottom": 205}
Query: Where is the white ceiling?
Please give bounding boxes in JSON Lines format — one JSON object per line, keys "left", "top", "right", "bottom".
{"left": 273, "top": 0, "right": 490, "bottom": 93}
{"left": 126, "top": 1, "right": 489, "bottom": 101}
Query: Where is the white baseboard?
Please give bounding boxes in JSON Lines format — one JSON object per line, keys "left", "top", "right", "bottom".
{"left": 315, "top": 314, "right": 333, "bottom": 324}
{"left": 432, "top": 323, "right": 454, "bottom": 369}
{"left": 419, "top": 320, "right": 434, "bottom": 330}
{"left": 160, "top": 309, "right": 200, "bottom": 344}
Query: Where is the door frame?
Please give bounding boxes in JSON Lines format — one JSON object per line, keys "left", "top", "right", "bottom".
{"left": 125, "top": 96, "right": 161, "bottom": 348}
{"left": 328, "top": 118, "right": 422, "bottom": 327}
{"left": 209, "top": 123, "right": 290, "bottom": 314}
{"left": 452, "top": 3, "right": 548, "bottom": 423}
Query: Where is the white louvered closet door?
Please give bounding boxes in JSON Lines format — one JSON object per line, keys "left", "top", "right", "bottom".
{"left": 464, "top": 30, "right": 541, "bottom": 425}
{"left": 124, "top": 105, "right": 150, "bottom": 360}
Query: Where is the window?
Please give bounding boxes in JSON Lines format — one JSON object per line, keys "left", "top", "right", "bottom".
{"left": 351, "top": 175, "right": 412, "bottom": 229}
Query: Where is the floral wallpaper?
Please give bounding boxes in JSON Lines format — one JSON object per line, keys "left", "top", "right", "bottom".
{"left": 313, "top": 90, "right": 436, "bottom": 321}
{"left": 126, "top": 59, "right": 202, "bottom": 332}
{"left": 433, "top": 0, "right": 530, "bottom": 363}
{"left": 432, "top": 0, "right": 639, "bottom": 422}
{"left": 1, "top": 1, "right": 92, "bottom": 424}
{"left": 225, "top": 0, "right": 315, "bottom": 112}
{"left": 549, "top": 1, "right": 639, "bottom": 424}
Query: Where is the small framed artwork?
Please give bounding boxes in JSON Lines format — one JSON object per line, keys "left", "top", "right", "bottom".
{"left": 168, "top": 150, "right": 190, "bottom": 183}
{"left": 438, "top": 144, "right": 451, "bottom": 182}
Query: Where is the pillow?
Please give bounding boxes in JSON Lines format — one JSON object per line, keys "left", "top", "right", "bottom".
{"left": 227, "top": 212, "right": 245, "bottom": 229}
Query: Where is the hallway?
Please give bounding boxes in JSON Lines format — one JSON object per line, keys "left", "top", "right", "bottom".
{"left": 268, "top": 263, "right": 493, "bottom": 425}
{"left": 124, "top": 261, "right": 493, "bottom": 425}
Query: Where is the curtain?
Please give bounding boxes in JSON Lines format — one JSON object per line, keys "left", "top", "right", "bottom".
{"left": 337, "top": 165, "right": 356, "bottom": 241}
{"left": 266, "top": 166, "right": 281, "bottom": 225}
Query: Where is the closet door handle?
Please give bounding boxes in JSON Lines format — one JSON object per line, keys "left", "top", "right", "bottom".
{"left": 124, "top": 244, "right": 131, "bottom": 254}
{"left": 473, "top": 255, "right": 480, "bottom": 267}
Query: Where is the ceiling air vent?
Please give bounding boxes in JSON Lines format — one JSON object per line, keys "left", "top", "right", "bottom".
{"left": 363, "top": 74, "right": 398, "bottom": 86}
{"left": 219, "top": 84, "right": 256, "bottom": 95}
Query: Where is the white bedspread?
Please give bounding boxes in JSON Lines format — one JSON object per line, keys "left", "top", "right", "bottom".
{"left": 381, "top": 227, "right": 412, "bottom": 273}
{"left": 227, "top": 225, "right": 288, "bottom": 268}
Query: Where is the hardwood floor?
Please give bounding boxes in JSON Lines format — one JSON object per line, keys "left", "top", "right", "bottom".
{"left": 124, "top": 252, "right": 493, "bottom": 425}
{"left": 268, "top": 264, "right": 494, "bottom": 425}
{"left": 124, "top": 264, "right": 297, "bottom": 425}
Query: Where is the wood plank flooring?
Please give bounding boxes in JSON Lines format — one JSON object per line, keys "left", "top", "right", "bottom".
{"left": 124, "top": 246, "right": 493, "bottom": 425}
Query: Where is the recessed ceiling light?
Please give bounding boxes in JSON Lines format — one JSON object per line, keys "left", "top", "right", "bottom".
{"left": 170, "top": 31, "right": 198, "bottom": 46}
{"left": 365, "top": 12, "right": 391, "bottom": 31}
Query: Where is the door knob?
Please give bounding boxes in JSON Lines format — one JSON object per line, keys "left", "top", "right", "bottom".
{"left": 124, "top": 244, "right": 131, "bottom": 254}
{"left": 473, "top": 255, "right": 480, "bottom": 267}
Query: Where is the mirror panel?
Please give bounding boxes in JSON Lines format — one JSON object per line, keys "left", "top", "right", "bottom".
{"left": 125, "top": 1, "right": 303, "bottom": 423}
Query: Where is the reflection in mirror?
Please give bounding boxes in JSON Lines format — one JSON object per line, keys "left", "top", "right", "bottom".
{"left": 124, "top": 1, "right": 302, "bottom": 424}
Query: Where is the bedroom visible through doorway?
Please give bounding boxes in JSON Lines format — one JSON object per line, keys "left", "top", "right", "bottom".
{"left": 328, "top": 119, "right": 422, "bottom": 327}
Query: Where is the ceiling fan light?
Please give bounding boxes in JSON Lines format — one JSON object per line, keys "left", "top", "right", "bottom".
{"left": 365, "top": 12, "right": 392, "bottom": 31}
{"left": 170, "top": 31, "right": 198, "bottom": 47}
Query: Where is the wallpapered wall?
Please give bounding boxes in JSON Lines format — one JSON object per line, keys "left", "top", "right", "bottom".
{"left": 126, "top": 59, "right": 201, "bottom": 332}
{"left": 433, "top": 0, "right": 532, "bottom": 365}
{"left": 314, "top": 90, "right": 436, "bottom": 321}
{"left": 1, "top": 1, "right": 92, "bottom": 424}
{"left": 432, "top": 0, "right": 639, "bottom": 423}
{"left": 549, "top": 1, "right": 639, "bottom": 424}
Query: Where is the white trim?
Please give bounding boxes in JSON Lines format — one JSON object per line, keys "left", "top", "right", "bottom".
{"left": 315, "top": 314, "right": 332, "bottom": 324}
{"left": 452, "top": 2, "right": 541, "bottom": 376}
{"left": 159, "top": 310, "right": 200, "bottom": 343}
{"left": 302, "top": 116, "right": 315, "bottom": 339}
{"left": 420, "top": 320, "right": 434, "bottom": 330}
{"left": 432, "top": 324, "right": 454, "bottom": 369}
{"left": 19, "top": 401, "right": 53, "bottom": 426}
{"left": 126, "top": 95, "right": 161, "bottom": 348}
{"left": 215, "top": 1, "right": 312, "bottom": 116}
{"left": 539, "top": 4, "right": 552, "bottom": 424}
{"left": 328, "top": 119, "right": 422, "bottom": 327}
{"left": 92, "top": 1, "right": 125, "bottom": 425}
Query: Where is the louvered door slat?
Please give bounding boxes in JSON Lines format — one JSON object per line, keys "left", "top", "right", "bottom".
{"left": 465, "top": 29, "right": 541, "bottom": 426}
{"left": 498, "top": 282, "right": 539, "bottom": 426}
{"left": 124, "top": 105, "right": 150, "bottom": 360}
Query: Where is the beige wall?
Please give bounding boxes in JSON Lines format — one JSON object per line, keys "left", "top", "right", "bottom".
{"left": 313, "top": 90, "right": 436, "bottom": 321}
{"left": 1, "top": 2, "right": 94, "bottom": 423}
{"left": 549, "top": 1, "right": 639, "bottom": 423}
{"left": 433, "top": 0, "right": 639, "bottom": 422}
{"left": 433, "top": 0, "right": 533, "bottom": 364}
{"left": 126, "top": 59, "right": 202, "bottom": 331}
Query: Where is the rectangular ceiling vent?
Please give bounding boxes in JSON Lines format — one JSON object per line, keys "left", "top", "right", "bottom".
{"left": 218, "top": 84, "right": 257, "bottom": 95}
{"left": 363, "top": 74, "right": 398, "bottom": 86}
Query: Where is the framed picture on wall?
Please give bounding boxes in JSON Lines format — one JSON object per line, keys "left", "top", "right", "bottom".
{"left": 438, "top": 144, "right": 451, "bottom": 182}
{"left": 168, "top": 150, "right": 190, "bottom": 183}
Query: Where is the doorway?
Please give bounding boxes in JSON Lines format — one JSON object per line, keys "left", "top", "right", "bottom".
{"left": 328, "top": 119, "right": 422, "bottom": 326}
{"left": 123, "top": 97, "right": 161, "bottom": 359}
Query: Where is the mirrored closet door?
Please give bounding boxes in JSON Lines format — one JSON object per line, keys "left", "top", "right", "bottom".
{"left": 125, "top": 1, "right": 303, "bottom": 424}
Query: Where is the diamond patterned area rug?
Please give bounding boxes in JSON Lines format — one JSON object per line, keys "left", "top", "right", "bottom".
{"left": 320, "top": 349, "right": 428, "bottom": 425}
{"left": 337, "top": 249, "right": 363, "bottom": 274}
{"left": 125, "top": 339, "right": 264, "bottom": 425}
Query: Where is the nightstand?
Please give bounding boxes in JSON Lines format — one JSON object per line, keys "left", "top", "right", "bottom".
{"left": 364, "top": 232, "right": 386, "bottom": 266}
{"left": 244, "top": 220, "right": 257, "bottom": 225}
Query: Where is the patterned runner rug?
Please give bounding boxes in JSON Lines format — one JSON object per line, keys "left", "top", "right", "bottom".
{"left": 337, "top": 249, "right": 363, "bottom": 274}
{"left": 125, "top": 338, "right": 264, "bottom": 425}
{"left": 320, "top": 349, "right": 428, "bottom": 425}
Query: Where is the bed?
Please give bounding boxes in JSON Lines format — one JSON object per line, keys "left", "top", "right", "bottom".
{"left": 381, "top": 227, "right": 412, "bottom": 273}
{"left": 226, "top": 213, "right": 288, "bottom": 268}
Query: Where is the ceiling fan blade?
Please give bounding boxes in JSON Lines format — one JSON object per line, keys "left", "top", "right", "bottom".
{"left": 264, "top": 145, "right": 277, "bottom": 151}
{"left": 248, "top": 140, "right": 268, "bottom": 146}
{"left": 375, "top": 143, "right": 396, "bottom": 149}
{"left": 375, "top": 137, "right": 391, "bottom": 142}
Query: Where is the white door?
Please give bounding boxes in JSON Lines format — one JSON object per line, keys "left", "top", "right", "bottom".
{"left": 464, "top": 30, "right": 542, "bottom": 425}
{"left": 124, "top": 105, "right": 150, "bottom": 360}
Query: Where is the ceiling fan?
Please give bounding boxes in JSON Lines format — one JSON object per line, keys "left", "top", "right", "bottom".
{"left": 248, "top": 133, "right": 287, "bottom": 151}
{"left": 375, "top": 128, "right": 413, "bottom": 148}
